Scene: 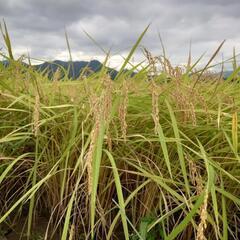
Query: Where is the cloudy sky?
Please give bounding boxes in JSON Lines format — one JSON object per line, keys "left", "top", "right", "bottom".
{"left": 0, "top": 0, "right": 240, "bottom": 69}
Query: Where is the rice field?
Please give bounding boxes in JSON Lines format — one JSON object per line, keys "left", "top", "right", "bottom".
{"left": 0, "top": 23, "right": 240, "bottom": 240}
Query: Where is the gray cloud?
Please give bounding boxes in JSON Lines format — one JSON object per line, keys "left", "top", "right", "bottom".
{"left": 1, "top": 0, "right": 240, "bottom": 68}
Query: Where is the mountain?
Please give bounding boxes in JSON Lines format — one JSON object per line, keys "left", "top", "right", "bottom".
{"left": 34, "top": 60, "right": 118, "bottom": 80}
{"left": 0, "top": 59, "right": 119, "bottom": 80}
{"left": 223, "top": 71, "right": 233, "bottom": 79}
{"left": 1, "top": 60, "right": 10, "bottom": 67}
{"left": 1, "top": 59, "right": 237, "bottom": 81}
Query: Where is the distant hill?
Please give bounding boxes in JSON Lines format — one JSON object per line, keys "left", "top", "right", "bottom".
{"left": 34, "top": 60, "right": 118, "bottom": 79}
{"left": 223, "top": 71, "right": 233, "bottom": 79}
{"left": 0, "top": 59, "right": 119, "bottom": 80}
{"left": 4, "top": 59, "right": 235, "bottom": 80}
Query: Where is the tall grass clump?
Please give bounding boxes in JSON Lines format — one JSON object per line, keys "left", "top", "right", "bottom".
{"left": 0, "top": 23, "right": 240, "bottom": 240}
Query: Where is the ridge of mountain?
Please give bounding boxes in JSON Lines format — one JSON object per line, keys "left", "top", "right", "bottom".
{"left": 1, "top": 59, "right": 235, "bottom": 80}
{"left": 34, "top": 59, "right": 118, "bottom": 79}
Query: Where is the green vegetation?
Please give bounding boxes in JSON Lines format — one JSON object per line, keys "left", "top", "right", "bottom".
{"left": 0, "top": 23, "right": 240, "bottom": 239}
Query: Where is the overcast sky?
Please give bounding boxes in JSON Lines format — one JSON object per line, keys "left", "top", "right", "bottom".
{"left": 0, "top": 0, "right": 240, "bottom": 69}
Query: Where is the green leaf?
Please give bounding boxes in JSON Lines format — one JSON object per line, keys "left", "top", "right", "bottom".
{"left": 104, "top": 150, "right": 129, "bottom": 240}
{"left": 166, "top": 193, "right": 205, "bottom": 240}
{"left": 115, "top": 24, "right": 150, "bottom": 80}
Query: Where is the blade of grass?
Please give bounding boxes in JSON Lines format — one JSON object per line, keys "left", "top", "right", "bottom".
{"left": 232, "top": 112, "right": 238, "bottom": 153}
{"left": 166, "top": 192, "right": 205, "bottom": 240}
{"left": 0, "top": 19, "right": 14, "bottom": 60}
{"left": 0, "top": 153, "right": 29, "bottom": 185}
{"left": 65, "top": 28, "right": 75, "bottom": 79}
{"left": 90, "top": 118, "right": 106, "bottom": 239}
{"left": 27, "top": 136, "right": 39, "bottom": 239}
{"left": 61, "top": 172, "right": 84, "bottom": 240}
{"left": 192, "top": 40, "right": 225, "bottom": 89}
{"left": 165, "top": 100, "right": 190, "bottom": 197}
{"left": 156, "top": 124, "right": 172, "bottom": 179}
{"left": 104, "top": 150, "right": 129, "bottom": 240}
{"left": 221, "top": 174, "right": 228, "bottom": 240}
{"left": 106, "top": 180, "right": 151, "bottom": 240}
{"left": 115, "top": 24, "right": 150, "bottom": 80}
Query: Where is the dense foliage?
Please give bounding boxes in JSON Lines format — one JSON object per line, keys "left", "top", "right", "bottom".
{"left": 0, "top": 23, "right": 240, "bottom": 239}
